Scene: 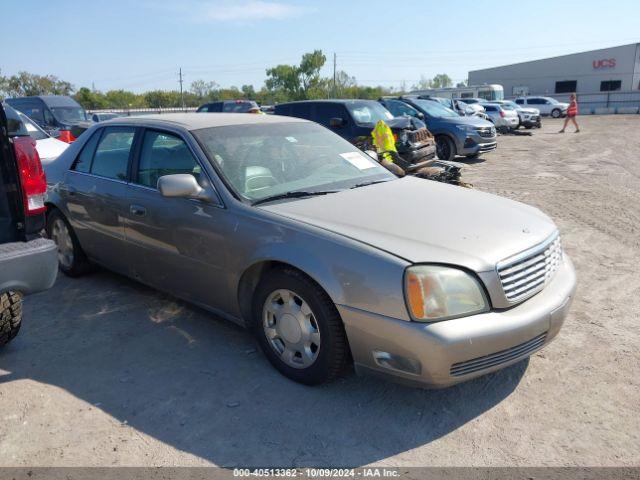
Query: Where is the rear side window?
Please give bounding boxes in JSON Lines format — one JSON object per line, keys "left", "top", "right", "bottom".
{"left": 515, "top": 99, "right": 524, "bottom": 105}
{"left": 136, "top": 131, "right": 202, "bottom": 189}
{"left": 90, "top": 127, "right": 135, "bottom": 180}
{"left": 290, "top": 103, "right": 312, "bottom": 119}
{"left": 2, "top": 104, "right": 29, "bottom": 137}
{"left": 73, "top": 129, "right": 102, "bottom": 173}
{"left": 484, "top": 105, "right": 497, "bottom": 112}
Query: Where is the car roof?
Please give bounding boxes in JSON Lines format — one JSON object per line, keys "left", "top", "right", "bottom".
{"left": 277, "top": 99, "right": 379, "bottom": 106}
{"left": 101, "top": 112, "right": 309, "bottom": 130}
{"left": 7, "top": 95, "right": 80, "bottom": 107}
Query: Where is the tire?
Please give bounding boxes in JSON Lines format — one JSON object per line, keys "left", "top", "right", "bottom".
{"left": 252, "top": 268, "right": 348, "bottom": 385}
{"left": 551, "top": 108, "right": 562, "bottom": 118}
{"left": 525, "top": 125, "right": 533, "bottom": 130}
{"left": 435, "top": 136, "right": 456, "bottom": 161}
{"left": 47, "top": 209, "right": 91, "bottom": 277}
{"left": 0, "top": 291, "right": 22, "bottom": 347}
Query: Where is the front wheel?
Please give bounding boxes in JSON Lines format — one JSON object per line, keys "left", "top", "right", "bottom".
{"left": 0, "top": 291, "right": 22, "bottom": 347}
{"left": 252, "top": 268, "right": 348, "bottom": 385}
{"left": 435, "top": 136, "right": 456, "bottom": 161}
{"left": 551, "top": 108, "right": 562, "bottom": 118}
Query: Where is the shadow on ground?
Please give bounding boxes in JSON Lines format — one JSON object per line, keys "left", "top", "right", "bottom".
{"left": 0, "top": 270, "right": 528, "bottom": 467}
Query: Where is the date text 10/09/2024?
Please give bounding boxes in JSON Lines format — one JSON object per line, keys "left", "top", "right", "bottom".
{"left": 233, "top": 468, "right": 400, "bottom": 478}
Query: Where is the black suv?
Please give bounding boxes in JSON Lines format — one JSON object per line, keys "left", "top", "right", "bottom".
{"left": 197, "top": 100, "right": 259, "bottom": 113}
{"left": 274, "top": 99, "right": 436, "bottom": 167}
{"left": 0, "top": 103, "right": 57, "bottom": 347}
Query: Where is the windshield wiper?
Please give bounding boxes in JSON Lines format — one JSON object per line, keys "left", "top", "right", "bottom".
{"left": 350, "top": 180, "right": 391, "bottom": 189}
{"left": 252, "top": 190, "right": 339, "bottom": 206}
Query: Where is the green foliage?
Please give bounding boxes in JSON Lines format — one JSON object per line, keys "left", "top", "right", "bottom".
{"left": 0, "top": 71, "right": 73, "bottom": 98}
{"left": 2, "top": 58, "right": 457, "bottom": 111}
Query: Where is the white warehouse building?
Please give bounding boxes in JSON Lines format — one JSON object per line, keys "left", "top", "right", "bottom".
{"left": 468, "top": 43, "right": 640, "bottom": 101}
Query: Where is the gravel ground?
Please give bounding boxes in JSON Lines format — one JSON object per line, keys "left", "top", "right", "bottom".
{"left": 0, "top": 115, "right": 638, "bottom": 467}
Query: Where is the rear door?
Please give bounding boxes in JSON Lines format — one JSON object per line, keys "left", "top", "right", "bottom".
{"left": 124, "top": 128, "right": 231, "bottom": 309}
{"left": 63, "top": 126, "right": 137, "bottom": 274}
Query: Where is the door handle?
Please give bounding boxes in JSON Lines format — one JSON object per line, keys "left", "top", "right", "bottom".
{"left": 129, "top": 204, "right": 147, "bottom": 217}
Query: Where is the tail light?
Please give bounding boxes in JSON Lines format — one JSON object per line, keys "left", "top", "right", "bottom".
{"left": 499, "top": 110, "right": 505, "bottom": 118}
{"left": 13, "top": 136, "right": 47, "bottom": 216}
{"left": 57, "top": 129, "right": 76, "bottom": 143}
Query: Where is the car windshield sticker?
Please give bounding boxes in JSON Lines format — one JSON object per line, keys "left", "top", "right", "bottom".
{"left": 340, "top": 151, "right": 377, "bottom": 170}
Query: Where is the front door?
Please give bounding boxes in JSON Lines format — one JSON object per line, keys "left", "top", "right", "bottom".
{"left": 124, "top": 128, "right": 233, "bottom": 311}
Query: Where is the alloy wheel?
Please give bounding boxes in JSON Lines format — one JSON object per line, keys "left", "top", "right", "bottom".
{"left": 51, "top": 218, "right": 74, "bottom": 268}
{"left": 262, "top": 289, "right": 321, "bottom": 369}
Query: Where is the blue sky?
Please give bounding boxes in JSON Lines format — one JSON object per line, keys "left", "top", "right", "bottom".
{"left": 2, "top": 0, "right": 639, "bottom": 92}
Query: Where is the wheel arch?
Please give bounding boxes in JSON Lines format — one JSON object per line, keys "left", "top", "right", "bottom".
{"left": 236, "top": 259, "right": 341, "bottom": 327}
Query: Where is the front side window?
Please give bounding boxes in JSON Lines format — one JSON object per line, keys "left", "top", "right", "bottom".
{"left": 90, "top": 127, "right": 135, "bottom": 180}
{"left": 73, "top": 130, "right": 102, "bottom": 173}
{"left": 346, "top": 102, "right": 393, "bottom": 126}
{"left": 193, "top": 122, "right": 394, "bottom": 202}
{"left": 515, "top": 99, "right": 524, "bottom": 105}
{"left": 136, "top": 131, "right": 203, "bottom": 189}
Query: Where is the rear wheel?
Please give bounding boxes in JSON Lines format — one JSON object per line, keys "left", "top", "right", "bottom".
{"left": 47, "top": 209, "right": 91, "bottom": 277}
{"left": 435, "top": 136, "right": 456, "bottom": 161}
{"left": 252, "top": 268, "right": 348, "bottom": 385}
{"left": 0, "top": 291, "right": 22, "bottom": 347}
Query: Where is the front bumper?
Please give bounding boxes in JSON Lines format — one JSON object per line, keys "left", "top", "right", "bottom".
{"left": 398, "top": 142, "right": 437, "bottom": 164}
{"left": 339, "top": 255, "right": 576, "bottom": 388}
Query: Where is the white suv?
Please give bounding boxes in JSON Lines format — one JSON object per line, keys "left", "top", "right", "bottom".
{"left": 515, "top": 97, "right": 569, "bottom": 118}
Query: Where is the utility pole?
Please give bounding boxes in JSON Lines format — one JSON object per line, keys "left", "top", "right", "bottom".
{"left": 179, "top": 67, "right": 185, "bottom": 111}
{"left": 332, "top": 53, "right": 337, "bottom": 98}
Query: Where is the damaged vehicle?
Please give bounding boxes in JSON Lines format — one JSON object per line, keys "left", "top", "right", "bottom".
{"left": 274, "top": 100, "right": 436, "bottom": 168}
{"left": 44, "top": 113, "right": 576, "bottom": 388}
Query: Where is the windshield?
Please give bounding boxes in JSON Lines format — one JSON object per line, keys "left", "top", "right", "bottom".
{"left": 51, "top": 106, "right": 87, "bottom": 123}
{"left": 19, "top": 112, "right": 49, "bottom": 140}
{"left": 346, "top": 102, "right": 394, "bottom": 126}
{"left": 193, "top": 122, "right": 395, "bottom": 203}
{"left": 498, "top": 103, "right": 516, "bottom": 111}
{"left": 411, "top": 99, "right": 459, "bottom": 118}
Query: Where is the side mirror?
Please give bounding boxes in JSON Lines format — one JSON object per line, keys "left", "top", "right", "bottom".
{"left": 329, "top": 117, "right": 345, "bottom": 128}
{"left": 158, "top": 174, "right": 212, "bottom": 202}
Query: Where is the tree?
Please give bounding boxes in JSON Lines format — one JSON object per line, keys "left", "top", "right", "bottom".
{"left": 265, "top": 50, "right": 327, "bottom": 100}
{"left": 333, "top": 70, "right": 356, "bottom": 97}
{"left": 431, "top": 73, "right": 452, "bottom": 88}
{"left": 241, "top": 84, "right": 256, "bottom": 100}
{"left": 74, "top": 87, "right": 108, "bottom": 109}
{"left": 412, "top": 75, "right": 432, "bottom": 91}
{"left": 0, "top": 71, "right": 73, "bottom": 98}
{"left": 456, "top": 79, "right": 468, "bottom": 88}
{"left": 190, "top": 80, "right": 219, "bottom": 100}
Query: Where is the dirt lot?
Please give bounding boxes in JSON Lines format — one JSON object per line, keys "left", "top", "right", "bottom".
{"left": 1, "top": 115, "right": 639, "bottom": 467}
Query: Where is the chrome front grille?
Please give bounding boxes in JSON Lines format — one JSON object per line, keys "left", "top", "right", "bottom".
{"left": 450, "top": 332, "right": 547, "bottom": 377}
{"left": 497, "top": 233, "right": 562, "bottom": 303}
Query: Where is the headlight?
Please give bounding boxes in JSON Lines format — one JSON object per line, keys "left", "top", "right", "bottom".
{"left": 455, "top": 125, "right": 475, "bottom": 133}
{"left": 404, "top": 265, "right": 489, "bottom": 322}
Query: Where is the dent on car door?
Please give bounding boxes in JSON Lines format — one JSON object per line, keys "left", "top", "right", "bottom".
{"left": 124, "top": 129, "right": 233, "bottom": 310}
{"left": 63, "top": 126, "right": 136, "bottom": 274}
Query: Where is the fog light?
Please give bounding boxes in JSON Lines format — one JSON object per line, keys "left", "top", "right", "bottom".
{"left": 372, "top": 351, "right": 421, "bottom": 375}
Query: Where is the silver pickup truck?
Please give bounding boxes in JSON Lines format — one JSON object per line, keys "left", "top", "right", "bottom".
{"left": 0, "top": 103, "right": 57, "bottom": 347}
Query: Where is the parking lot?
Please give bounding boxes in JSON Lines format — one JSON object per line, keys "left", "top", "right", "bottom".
{"left": 0, "top": 115, "right": 638, "bottom": 467}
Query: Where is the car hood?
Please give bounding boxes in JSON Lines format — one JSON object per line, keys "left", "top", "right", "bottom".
{"left": 438, "top": 115, "right": 494, "bottom": 128}
{"left": 260, "top": 177, "right": 557, "bottom": 272}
